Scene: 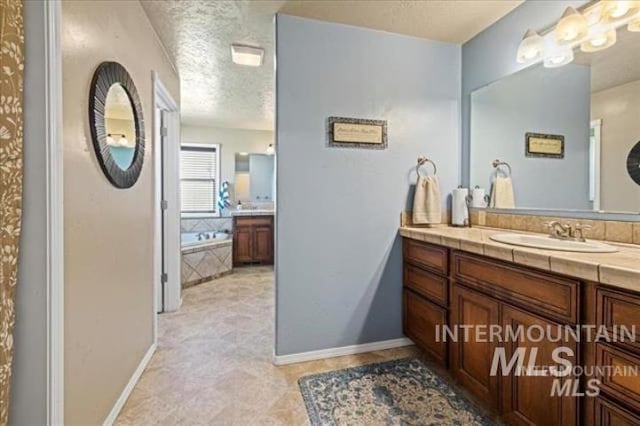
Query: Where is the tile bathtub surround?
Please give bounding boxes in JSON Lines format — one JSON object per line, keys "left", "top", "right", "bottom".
{"left": 399, "top": 226, "right": 640, "bottom": 294}
{"left": 181, "top": 240, "right": 232, "bottom": 288}
{"left": 181, "top": 217, "right": 233, "bottom": 233}
{"left": 465, "top": 210, "right": 638, "bottom": 244}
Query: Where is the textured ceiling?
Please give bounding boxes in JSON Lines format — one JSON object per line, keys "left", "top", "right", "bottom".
{"left": 279, "top": 0, "right": 524, "bottom": 44}
{"left": 141, "top": 0, "right": 523, "bottom": 131}
{"left": 141, "top": 0, "right": 283, "bottom": 130}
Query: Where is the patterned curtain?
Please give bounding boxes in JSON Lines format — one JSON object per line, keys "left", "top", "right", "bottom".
{"left": 0, "top": 0, "right": 24, "bottom": 423}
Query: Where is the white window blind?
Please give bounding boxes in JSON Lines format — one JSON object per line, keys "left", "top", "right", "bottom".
{"left": 180, "top": 145, "right": 218, "bottom": 213}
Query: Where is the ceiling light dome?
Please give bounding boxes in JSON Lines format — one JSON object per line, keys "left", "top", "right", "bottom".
{"left": 543, "top": 46, "right": 574, "bottom": 68}
{"left": 601, "top": 0, "right": 640, "bottom": 22}
{"left": 516, "top": 30, "right": 544, "bottom": 64}
{"left": 555, "top": 7, "right": 588, "bottom": 44}
{"left": 581, "top": 26, "right": 617, "bottom": 52}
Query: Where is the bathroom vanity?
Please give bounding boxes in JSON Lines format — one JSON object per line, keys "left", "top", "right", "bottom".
{"left": 400, "top": 226, "right": 640, "bottom": 425}
{"left": 232, "top": 212, "right": 274, "bottom": 266}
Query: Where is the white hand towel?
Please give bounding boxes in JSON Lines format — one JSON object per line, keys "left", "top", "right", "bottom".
{"left": 413, "top": 175, "right": 442, "bottom": 225}
{"left": 489, "top": 176, "right": 515, "bottom": 209}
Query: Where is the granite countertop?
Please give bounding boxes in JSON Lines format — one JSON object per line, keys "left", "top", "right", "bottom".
{"left": 231, "top": 209, "right": 275, "bottom": 217}
{"left": 399, "top": 225, "right": 640, "bottom": 293}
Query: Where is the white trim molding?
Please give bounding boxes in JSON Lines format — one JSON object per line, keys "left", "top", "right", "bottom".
{"left": 45, "top": 1, "right": 64, "bottom": 424}
{"left": 102, "top": 344, "right": 156, "bottom": 426}
{"left": 272, "top": 338, "right": 414, "bottom": 366}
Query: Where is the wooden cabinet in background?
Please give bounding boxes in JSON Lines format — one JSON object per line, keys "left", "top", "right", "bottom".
{"left": 233, "top": 215, "right": 273, "bottom": 266}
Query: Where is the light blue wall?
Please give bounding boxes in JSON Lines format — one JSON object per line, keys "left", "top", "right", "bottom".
{"left": 462, "top": 0, "right": 588, "bottom": 185}
{"left": 275, "top": 15, "right": 461, "bottom": 355}
{"left": 470, "top": 63, "right": 591, "bottom": 210}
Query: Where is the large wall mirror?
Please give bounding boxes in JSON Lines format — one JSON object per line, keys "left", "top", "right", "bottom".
{"left": 234, "top": 153, "right": 275, "bottom": 203}
{"left": 89, "top": 62, "right": 145, "bottom": 188}
{"left": 470, "top": 28, "right": 640, "bottom": 216}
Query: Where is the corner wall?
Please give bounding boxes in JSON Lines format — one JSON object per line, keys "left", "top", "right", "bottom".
{"left": 275, "top": 15, "right": 461, "bottom": 355}
{"left": 61, "top": 1, "right": 179, "bottom": 424}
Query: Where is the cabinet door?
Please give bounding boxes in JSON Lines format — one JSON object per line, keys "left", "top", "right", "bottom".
{"left": 403, "top": 289, "right": 448, "bottom": 366}
{"left": 501, "top": 305, "right": 578, "bottom": 426}
{"left": 234, "top": 226, "right": 254, "bottom": 264}
{"left": 594, "top": 396, "right": 640, "bottom": 426}
{"left": 254, "top": 225, "right": 273, "bottom": 264}
{"left": 451, "top": 283, "right": 501, "bottom": 410}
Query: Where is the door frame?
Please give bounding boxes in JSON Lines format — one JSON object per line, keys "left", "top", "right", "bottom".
{"left": 152, "top": 72, "right": 181, "bottom": 327}
{"left": 44, "top": 1, "right": 64, "bottom": 424}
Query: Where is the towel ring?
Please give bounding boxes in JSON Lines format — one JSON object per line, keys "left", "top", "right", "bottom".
{"left": 417, "top": 157, "right": 437, "bottom": 176}
{"left": 492, "top": 159, "right": 512, "bottom": 177}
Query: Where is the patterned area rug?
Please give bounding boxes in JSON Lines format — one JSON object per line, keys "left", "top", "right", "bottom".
{"left": 298, "top": 358, "right": 495, "bottom": 426}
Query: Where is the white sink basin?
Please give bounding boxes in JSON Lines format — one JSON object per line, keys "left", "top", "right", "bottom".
{"left": 490, "top": 233, "right": 618, "bottom": 253}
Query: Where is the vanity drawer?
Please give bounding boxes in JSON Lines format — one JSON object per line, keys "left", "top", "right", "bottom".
{"left": 452, "top": 251, "right": 579, "bottom": 324}
{"left": 404, "top": 262, "right": 448, "bottom": 307}
{"left": 403, "top": 239, "right": 448, "bottom": 276}
{"left": 597, "top": 288, "right": 640, "bottom": 355}
{"left": 234, "top": 215, "right": 273, "bottom": 227}
{"left": 594, "top": 396, "right": 640, "bottom": 426}
{"left": 596, "top": 343, "right": 640, "bottom": 412}
{"left": 403, "top": 289, "right": 447, "bottom": 366}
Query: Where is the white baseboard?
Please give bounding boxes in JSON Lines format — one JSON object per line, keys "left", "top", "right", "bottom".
{"left": 103, "top": 343, "right": 156, "bottom": 426}
{"left": 272, "top": 337, "right": 413, "bottom": 366}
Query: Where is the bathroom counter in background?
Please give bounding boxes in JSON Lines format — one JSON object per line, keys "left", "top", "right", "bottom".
{"left": 399, "top": 225, "right": 640, "bottom": 293}
{"left": 231, "top": 209, "right": 275, "bottom": 216}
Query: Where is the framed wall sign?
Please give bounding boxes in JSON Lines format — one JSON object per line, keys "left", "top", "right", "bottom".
{"left": 525, "top": 132, "right": 564, "bottom": 159}
{"left": 328, "top": 117, "right": 387, "bottom": 149}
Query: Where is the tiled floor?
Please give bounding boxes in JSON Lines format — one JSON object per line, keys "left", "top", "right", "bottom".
{"left": 116, "top": 266, "right": 419, "bottom": 425}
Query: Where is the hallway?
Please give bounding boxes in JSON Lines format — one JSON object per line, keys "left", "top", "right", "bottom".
{"left": 116, "top": 267, "right": 418, "bottom": 425}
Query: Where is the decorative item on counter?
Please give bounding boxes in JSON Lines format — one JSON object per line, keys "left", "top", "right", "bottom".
{"left": 413, "top": 157, "right": 441, "bottom": 225}
{"left": 451, "top": 186, "right": 469, "bottom": 227}
{"left": 217, "top": 181, "right": 232, "bottom": 212}
{"left": 470, "top": 186, "right": 489, "bottom": 208}
{"left": 236, "top": 200, "right": 243, "bottom": 211}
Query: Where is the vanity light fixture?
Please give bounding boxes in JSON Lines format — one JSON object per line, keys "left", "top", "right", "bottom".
{"left": 230, "top": 44, "right": 264, "bottom": 67}
{"left": 555, "top": 7, "right": 588, "bottom": 44}
{"left": 107, "top": 134, "right": 116, "bottom": 146}
{"left": 629, "top": 14, "right": 640, "bottom": 31}
{"left": 106, "top": 133, "right": 130, "bottom": 147}
{"left": 600, "top": 0, "right": 640, "bottom": 23}
{"left": 543, "top": 46, "right": 574, "bottom": 68}
{"left": 517, "top": 29, "right": 545, "bottom": 64}
{"left": 581, "top": 25, "right": 617, "bottom": 52}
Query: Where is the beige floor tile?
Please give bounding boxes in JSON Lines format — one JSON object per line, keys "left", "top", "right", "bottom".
{"left": 116, "top": 266, "right": 415, "bottom": 425}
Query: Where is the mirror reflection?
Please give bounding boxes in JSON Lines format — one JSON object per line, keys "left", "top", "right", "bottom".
{"left": 470, "top": 29, "right": 640, "bottom": 214}
{"left": 104, "top": 83, "right": 136, "bottom": 170}
{"left": 234, "top": 153, "right": 274, "bottom": 202}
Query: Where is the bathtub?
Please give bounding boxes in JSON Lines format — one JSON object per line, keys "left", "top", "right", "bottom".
{"left": 181, "top": 232, "right": 230, "bottom": 249}
{"left": 181, "top": 232, "right": 233, "bottom": 288}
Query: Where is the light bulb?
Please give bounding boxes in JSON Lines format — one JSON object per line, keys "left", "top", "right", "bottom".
{"left": 543, "top": 46, "right": 574, "bottom": 68}
{"left": 581, "top": 28, "right": 616, "bottom": 52}
{"left": 601, "top": 0, "right": 640, "bottom": 22}
{"left": 555, "top": 7, "right": 588, "bottom": 44}
{"left": 516, "top": 29, "right": 544, "bottom": 64}
{"left": 118, "top": 136, "right": 129, "bottom": 147}
{"left": 266, "top": 144, "right": 275, "bottom": 155}
{"left": 106, "top": 134, "right": 116, "bottom": 146}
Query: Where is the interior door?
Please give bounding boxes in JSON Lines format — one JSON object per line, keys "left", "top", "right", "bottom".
{"left": 157, "top": 110, "right": 169, "bottom": 312}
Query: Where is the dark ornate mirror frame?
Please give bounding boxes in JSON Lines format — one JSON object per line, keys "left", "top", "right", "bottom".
{"left": 89, "top": 61, "right": 145, "bottom": 188}
{"left": 628, "top": 141, "right": 640, "bottom": 186}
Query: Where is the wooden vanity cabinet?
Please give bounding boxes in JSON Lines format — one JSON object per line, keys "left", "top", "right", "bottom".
{"left": 233, "top": 215, "right": 273, "bottom": 266}
{"left": 402, "top": 238, "right": 600, "bottom": 425}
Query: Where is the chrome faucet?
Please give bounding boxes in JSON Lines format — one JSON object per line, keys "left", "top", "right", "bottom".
{"left": 546, "top": 221, "right": 592, "bottom": 242}
{"left": 196, "top": 232, "right": 210, "bottom": 241}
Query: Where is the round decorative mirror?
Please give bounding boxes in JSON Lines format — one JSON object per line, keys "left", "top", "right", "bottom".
{"left": 628, "top": 141, "right": 640, "bottom": 186}
{"left": 89, "top": 62, "right": 144, "bottom": 188}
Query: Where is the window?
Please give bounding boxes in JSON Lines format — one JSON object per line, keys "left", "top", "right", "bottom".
{"left": 180, "top": 144, "right": 220, "bottom": 214}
